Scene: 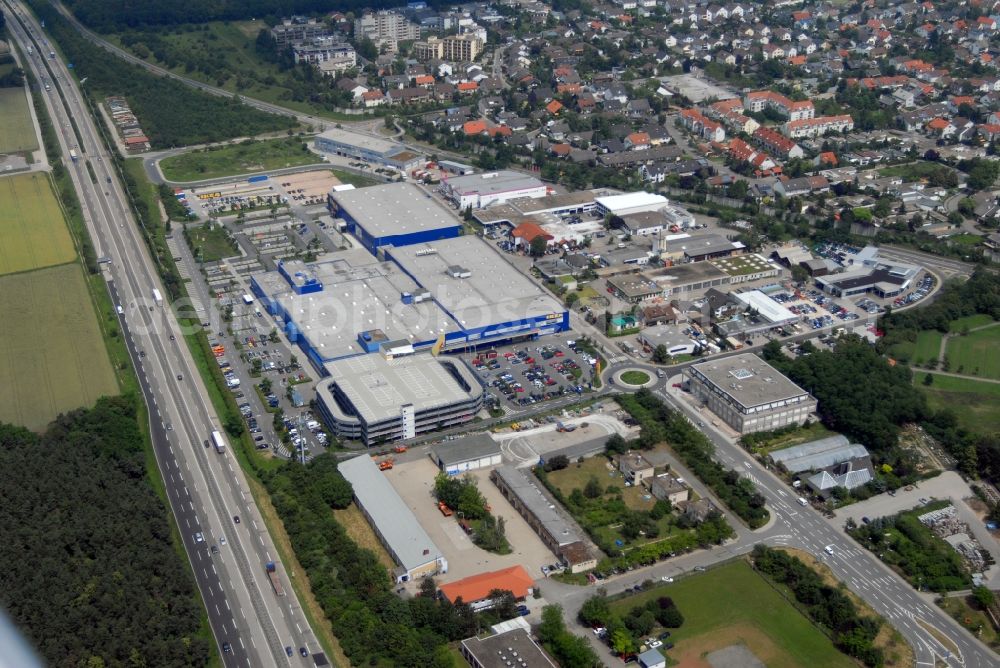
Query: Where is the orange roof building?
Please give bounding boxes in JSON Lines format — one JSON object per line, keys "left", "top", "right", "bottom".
{"left": 545, "top": 100, "right": 564, "bottom": 115}
{"left": 510, "top": 221, "right": 553, "bottom": 246}
{"left": 439, "top": 566, "right": 535, "bottom": 607}
{"left": 457, "top": 81, "right": 479, "bottom": 93}
{"left": 463, "top": 120, "right": 488, "bottom": 136}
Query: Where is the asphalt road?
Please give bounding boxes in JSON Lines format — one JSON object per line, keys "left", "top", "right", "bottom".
{"left": 4, "top": 4, "right": 319, "bottom": 665}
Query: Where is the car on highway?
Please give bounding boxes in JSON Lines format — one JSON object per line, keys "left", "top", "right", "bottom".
{"left": 824, "top": 545, "right": 835, "bottom": 555}
{"left": 220, "top": 535, "right": 226, "bottom": 545}
{"left": 211, "top": 545, "right": 219, "bottom": 555}
{"left": 222, "top": 642, "right": 232, "bottom": 654}
{"left": 233, "top": 515, "right": 240, "bottom": 523}
{"left": 194, "top": 532, "right": 204, "bottom": 543}
{"left": 203, "top": 440, "right": 209, "bottom": 448}
{"left": 285, "top": 647, "right": 293, "bottom": 657}
{"left": 176, "top": 374, "right": 183, "bottom": 381}
{"left": 300, "top": 647, "right": 309, "bottom": 657}
{"left": 660, "top": 576, "right": 674, "bottom": 583}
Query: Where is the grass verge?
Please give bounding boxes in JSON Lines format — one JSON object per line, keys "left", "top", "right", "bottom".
{"left": 917, "top": 374, "right": 1000, "bottom": 434}
{"left": 160, "top": 137, "right": 319, "bottom": 182}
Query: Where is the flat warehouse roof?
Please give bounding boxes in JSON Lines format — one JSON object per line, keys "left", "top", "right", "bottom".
{"left": 433, "top": 433, "right": 501, "bottom": 466}
{"left": 317, "top": 127, "right": 400, "bottom": 155}
{"left": 444, "top": 170, "right": 545, "bottom": 195}
{"left": 493, "top": 465, "right": 581, "bottom": 546}
{"left": 263, "top": 253, "right": 458, "bottom": 359}
{"left": 332, "top": 182, "right": 459, "bottom": 238}
{"left": 321, "top": 353, "right": 479, "bottom": 424}
{"left": 388, "top": 237, "right": 565, "bottom": 331}
{"left": 734, "top": 290, "right": 796, "bottom": 323}
{"left": 690, "top": 353, "right": 811, "bottom": 409}
{"left": 338, "top": 455, "right": 444, "bottom": 572}
{"left": 595, "top": 191, "right": 667, "bottom": 212}
{"left": 646, "top": 261, "right": 729, "bottom": 286}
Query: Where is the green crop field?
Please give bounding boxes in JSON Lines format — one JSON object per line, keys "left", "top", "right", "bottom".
{"left": 919, "top": 374, "right": 1000, "bottom": 434}
{"left": 0, "top": 87, "right": 39, "bottom": 155}
{"left": 0, "top": 173, "right": 77, "bottom": 275}
{"left": 610, "top": 561, "right": 855, "bottom": 668}
{"left": 944, "top": 325, "right": 1000, "bottom": 380}
{"left": 0, "top": 264, "right": 117, "bottom": 431}
{"left": 160, "top": 138, "right": 320, "bottom": 182}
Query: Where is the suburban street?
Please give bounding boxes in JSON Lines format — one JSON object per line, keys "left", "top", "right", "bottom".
{"left": 4, "top": 3, "right": 319, "bottom": 665}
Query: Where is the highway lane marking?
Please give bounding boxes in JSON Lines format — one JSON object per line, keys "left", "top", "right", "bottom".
{"left": 225, "top": 598, "right": 230, "bottom": 610}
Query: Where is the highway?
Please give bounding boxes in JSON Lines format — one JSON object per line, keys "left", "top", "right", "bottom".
{"left": 3, "top": 3, "right": 319, "bottom": 666}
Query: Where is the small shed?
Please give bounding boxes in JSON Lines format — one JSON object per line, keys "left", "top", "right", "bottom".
{"left": 638, "top": 647, "right": 666, "bottom": 668}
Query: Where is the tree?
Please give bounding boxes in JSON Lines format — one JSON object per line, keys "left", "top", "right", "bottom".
{"left": 544, "top": 454, "right": 570, "bottom": 472}
{"left": 578, "top": 594, "right": 612, "bottom": 627}
{"left": 652, "top": 344, "right": 670, "bottom": 364}
{"left": 605, "top": 433, "right": 629, "bottom": 455}
{"left": 923, "top": 373, "right": 934, "bottom": 386}
{"left": 973, "top": 586, "right": 995, "bottom": 610}
{"left": 474, "top": 515, "right": 508, "bottom": 552}
{"left": 529, "top": 235, "right": 549, "bottom": 257}
{"left": 584, "top": 476, "right": 603, "bottom": 498}
{"left": 609, "top": 628, "right": 636, "bottom": 656}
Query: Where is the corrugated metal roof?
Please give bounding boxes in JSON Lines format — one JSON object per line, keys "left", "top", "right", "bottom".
{"left": 338, "top": 455, "right": 444, "bottom": 573}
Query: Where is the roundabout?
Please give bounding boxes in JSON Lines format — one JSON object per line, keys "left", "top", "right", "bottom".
{"left": 614, "top": 368, "right": 657, "bottom": 389}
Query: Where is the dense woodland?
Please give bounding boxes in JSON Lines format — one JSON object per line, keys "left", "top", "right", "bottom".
{"left": 63, "top": 0, "right": 423, "bottom": 30}
{"left": 263, "top": 454, "right": 503, "bottom": 666}
{"left": 762, "top": 338, "right": 927, "bottom": 456}
{"left": 0, "top": 397, "right": 210, "bottom": 667}
{"left": 30, "top": 0, "right": 295, "bottom": 147}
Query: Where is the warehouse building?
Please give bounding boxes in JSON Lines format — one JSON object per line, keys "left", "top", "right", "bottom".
{"left": 684, "top": 353, "right": 817, "bottom": 434}
{"left": 338, "top": 454, "right": 448, "bottom": 582}
{"left": 328, "top": 182, "right": 462, "bottom": 254}
{"left": 316, "top": 352, "right": 483, "bottom": 445}
{"left": 385, "top": 237, "right": 569, "bottom": 348}
{"left": 314, "top": 127, "right": 423, "bottom": 171}
{"left": 646, "top": 262, "right": 731, "bottom": 297}
{"left": 491, "top": 466, "right": 597, "bottom": 573}
{"left": 595, "top": 191, "right": 669, "bottom": 217}
{"left": 431, "top": 433, "right": 502, "bottom": 474}
{"left": 440, "top": 170, "right": 548, "bottom": 209}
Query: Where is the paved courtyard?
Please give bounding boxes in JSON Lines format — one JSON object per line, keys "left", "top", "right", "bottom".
{"left": 383, "top": 458, "right": 557, "bottom": 584}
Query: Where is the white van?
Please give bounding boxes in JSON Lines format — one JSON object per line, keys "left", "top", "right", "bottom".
{"left": 797, "top": 497, "right": 808, "bottom": 507}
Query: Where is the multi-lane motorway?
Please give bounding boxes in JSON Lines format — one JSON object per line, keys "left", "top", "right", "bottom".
{"left": 3, "top": 3, "right": 318, "bottom": 665}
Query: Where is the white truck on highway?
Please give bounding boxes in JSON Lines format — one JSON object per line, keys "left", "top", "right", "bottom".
{"left": 152, "top": 288, "right": 163, "bottom": 306}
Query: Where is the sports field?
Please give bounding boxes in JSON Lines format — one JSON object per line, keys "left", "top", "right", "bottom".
{"left": 919, "top": 374, "right": 1000, "bottom": 434}
{"left": 0, "top": 264, "right": 117, "bottom": 431}
{"left": 611, "top": 560, "right": 855, "bottom": 668}
{"left": 944, "top": 324, "right": 1000, "bottom": 380}
{"left": 0, "top": 173, "right": 76, "bottom": 275}
{"left": 0, "top": 87, "right": 39, "bottom": 155}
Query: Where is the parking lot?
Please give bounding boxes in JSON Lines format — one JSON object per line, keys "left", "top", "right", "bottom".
{"left": 461, "top": 336, "right": 602, "bottom": 414}
{"left": 383, "top": 458, "right": 556, "bottom": 583}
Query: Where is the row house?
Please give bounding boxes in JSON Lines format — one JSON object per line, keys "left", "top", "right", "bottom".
{"left": 678, "top": 108, "right": 726, "bottom": 142}
{"left": 752, "top": 126, "right": 803, "bottom": 159}
{"left": 783, "top": 114, "right": 855, "bottom": 139}
{"left": 743, "top": 91, "right": 815, "bottom": 121}
{"left": 728, "top": 138, "right": 779, "bottom": 176}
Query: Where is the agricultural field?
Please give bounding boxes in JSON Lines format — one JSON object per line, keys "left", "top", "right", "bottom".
{"left": 610, "top": 560, "right": 855, "bottom": 668}
{"left": 0, "top": 87, "right": 39, "bottom": 155}
{"left": 944, "top": 325, "right": 1000, "bottom": 380}
{"left": 160, "top": 138, "right": 320, "bottom": 182}
{"left": 0, "top": 173, "right": 76, "bottom": 275}
{"left": 0, "top": 263, "right": 117, "bottom": 430}
{"left": 918, "top": 374, "right": 1000, "bottom": 434}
